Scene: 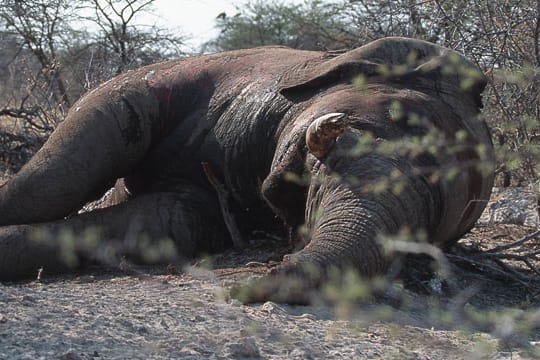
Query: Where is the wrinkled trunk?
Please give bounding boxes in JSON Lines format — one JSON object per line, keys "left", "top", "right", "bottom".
{"left": 235, "top": 152, "right": 443, "bottom": 304}
{"left": 286, "top": 152, "right": 441, "bottom": 279}
{"left": 0, "top": 73, "right": 159, "bottom": 226}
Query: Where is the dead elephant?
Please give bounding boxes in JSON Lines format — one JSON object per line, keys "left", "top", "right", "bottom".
{"left": 0, "top": 37, "right": 494, "bottom": 302}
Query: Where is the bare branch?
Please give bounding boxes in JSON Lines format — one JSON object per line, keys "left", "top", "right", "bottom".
{"left": 485, "top": 229, "right": 540, "bottom": 253}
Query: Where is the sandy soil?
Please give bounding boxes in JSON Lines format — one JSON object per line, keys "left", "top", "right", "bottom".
{"left": 1, "top": 222, "right": 539, "bottom": 360}
{"left": 0, "top": 269, "right": 524, "bottom": 359}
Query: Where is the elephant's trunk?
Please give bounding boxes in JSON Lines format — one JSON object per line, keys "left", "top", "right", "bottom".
{"left": 285, "top": 152, "right": 441, "bottom": 279}
{"left": 0, "top": 74, "right": 160, "bottom": 226}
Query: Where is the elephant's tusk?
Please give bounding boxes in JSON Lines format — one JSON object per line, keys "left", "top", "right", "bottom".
{"left": 306, "top": 112, "right": 348, "bottom": 160}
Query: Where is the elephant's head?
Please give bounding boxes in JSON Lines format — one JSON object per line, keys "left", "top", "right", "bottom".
{"left": 252, "top": 37, "right": 493, "bottom": 302}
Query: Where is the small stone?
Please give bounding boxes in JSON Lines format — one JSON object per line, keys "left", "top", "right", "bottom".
{"left": 261, "top": 301, "right": 287, "bottom": 315}
{"left": 179, "top": 346, "right": 201, "bottom": 356}
{"left": 229, "top": 298, "right": 243, "bottom": 307}
{"left": 21, "top": 295, "right": 36, "bottom": 306}
{"left": 133, "top": 324, "right": 148, "bottom": 334}
{"left": 189, "top": 315, "right": 205, "bottom": 322}
{"left": 290, "top": 347, "right": 314, "bottom": 359}
{"left": 428, "top": 277, "right": 442, "bottom": 294}
{"left": 225, "top": 337, "right": 260, "bottom": 358}
{"left": 21, "top": 295, "right": 35, "bottom": 302}
{"left": 59, "top": 349, "right": 82, "bottom": 360}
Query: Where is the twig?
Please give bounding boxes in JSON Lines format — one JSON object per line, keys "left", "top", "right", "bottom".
{"left": 482, "top": 250, "right": 540, "bottom": 261}
{"left": 485, "top": 229, "right": 540, "bottom": 253}
{"left": 486, "top": 252, "right": 540, "bottom": 280}
{"left": 214, "top": 267, "right": 269, "bottom": 276}
{"left": 446, "top": 253, "right": 532, "bottom": 287}
{"left": 448, "top": 228, "right": 540, "bottom": 291}
{"left": 201, "top": 162, "right": 245, "bottom": 249}
{"left": 473, "top": 229, "right": 540, "bottom": 280}
{"left": 490, "top": 257, "right": 539, "bottom": 288}
{"left": 524, "top": 258, "right": 540, "bottom": 278}
{"left": 0, "top": 106, "right": 40, "bottom": 120}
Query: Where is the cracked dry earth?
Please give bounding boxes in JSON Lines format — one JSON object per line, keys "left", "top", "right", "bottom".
{"left": 1, "top": 188, "right": 540, "bottom": 359}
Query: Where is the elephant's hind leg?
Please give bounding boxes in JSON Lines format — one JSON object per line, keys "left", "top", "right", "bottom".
{"left": 0, "top": 188, "right": 228, "bottom": 281}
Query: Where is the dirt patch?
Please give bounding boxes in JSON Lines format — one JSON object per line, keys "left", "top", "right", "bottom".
{"left": 1, "top": 223, "right": 539, "bottom": 359}
{"left": 0, "top": 268, "right": 526, "bottom": 359}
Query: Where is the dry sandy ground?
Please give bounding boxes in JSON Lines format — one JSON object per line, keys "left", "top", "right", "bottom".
{"left": 2, "top": 222, "right": 540, "bottom": 360}
{"left": 0, "top": 269, "right": 527, "bottom": 360}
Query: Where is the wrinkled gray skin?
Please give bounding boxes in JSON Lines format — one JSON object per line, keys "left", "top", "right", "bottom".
{"left": 0, "top": 38, "right": 494, "bottom": 300}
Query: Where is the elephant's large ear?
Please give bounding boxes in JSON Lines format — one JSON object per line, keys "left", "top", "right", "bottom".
{"left": 410, "top": 51, "right": 487, "bottom": 108}
{"left": 279, "top": 37, "right": 487, "bottom": 108}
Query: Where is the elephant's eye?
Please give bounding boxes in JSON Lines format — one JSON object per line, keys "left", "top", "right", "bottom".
{"left": 350, "top": 122, "right": 382, "bottom": 138}
{"left": 388, "top": 106, "right": 429, "bottom": 137}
